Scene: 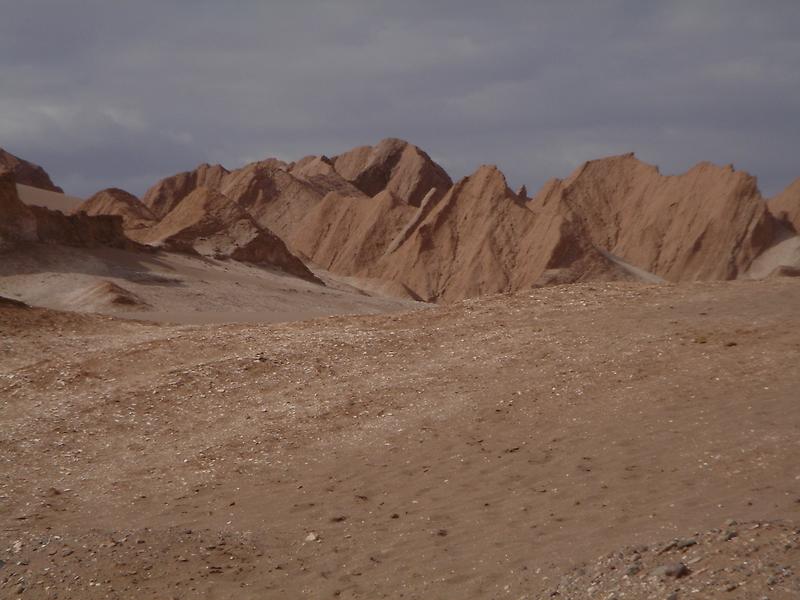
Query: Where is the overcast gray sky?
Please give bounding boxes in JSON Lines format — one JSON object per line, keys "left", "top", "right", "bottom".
{"left": 1, "top": 1, "right": 798, "bottom": 197}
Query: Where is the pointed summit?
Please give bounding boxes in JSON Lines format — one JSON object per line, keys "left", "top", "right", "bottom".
{"left": 143, "top": 163, "right": 230, "bottom": 219}
{"left": 370, "top": 164, "right": 613, "bottom": 301}
{"left": 333, "top": 138, "right": 452, "bottom": 206}
{"left": 76, "top": 188, "right": 156, "bottom": 230}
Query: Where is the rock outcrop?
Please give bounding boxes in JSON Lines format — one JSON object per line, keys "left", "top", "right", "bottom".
{"left": 289, "top": 155, "right": 368, "bottom": 199}
{"left": 11, "top": 140, "right": 787, "bottom": 303}
{"left": 0, "top": 148, "right": 62, "bottom": 192}
{"left": 290, "top": 189, "right": 417, "bottom": 273}
{"left": 1, "top": 169, "right": 131, "bottom": 250}
{"left": 0, "top": 170, "right": 39, "bottom": 247}
{"left": 333, "top": 138, "right": 452, "bottom": 207}
{"left": 142, "top": 163, "right": 230, "bottom": 219}
{"left": 76, "top": 188, "right": 156, "bottom": 230}
{"left": 371, "top": 165, "right": 628, "bottom": 302}
{"left": 768, "top": 178, "right": 800, "bottom": 232}
{"left": 532, "top": 154, "right": 776, "bottom": 281}
{"left": 28, "top": 206, "right": 131, "bottom": 248}
{"left": 142, "top": 186, "right": 319, "bottom": 282}
{"left": 220, "top": 161, "right": 324, "bottom": 239}
{"left": 135, "top": 139, "right": 453, "bottom": 261}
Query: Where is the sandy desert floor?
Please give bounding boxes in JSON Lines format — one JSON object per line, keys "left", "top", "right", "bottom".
{"left": 1, "top": 278, "right": 800, "bottom": 598}
{"left": 0, "top": 244, "right": 424, "bottom": 325}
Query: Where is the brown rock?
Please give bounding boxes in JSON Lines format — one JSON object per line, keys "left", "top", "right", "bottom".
{"left": 143, "top": 186, "right": 319, "bottom": 282}
{"left": 333, "top": 138, "right": 452, "bottom": 207}
{"left": 289, "top": 155, "right": 368, "bottom": 199}
{"left": 221, "top": 161, "right": 324, "bottom": 239}
{"left": 75, "top": 188, "right": 156, "bottom": 230}
{"left": 372, "top": 165, "right": 628, "bottom": 302}
{"left": 1, "top": 169, "right": 133, "bottom": 250}
{"left": 290, "top": 189, "right": 416, "bottom": 273}
{"left": 768, "top": 178, "right": 800, "bottom": 232}
{"left": 29, "top": 205, "right": 131, "bottom": 248}
{"left": 0, "top": 148, "right": 62, "bottom": 192}
{"left": 0, "top": 170, "right": 38, "bottom": 247}
{"left": 142, "top": 163, "right": 230, "bottom": 219}
{"left": 533, "top": 154, "right": 776, "bottom": 281}
{"left": 768, "top": 264, "right": 800, "bottom": 278}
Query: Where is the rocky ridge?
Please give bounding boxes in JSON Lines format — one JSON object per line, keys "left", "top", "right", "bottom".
{"left": 8, "top": 139, "right": 799, "bottom": 302}
{"left": 75, "top": 188, "right": 157, "bottom": 230}
{"left": 1, "top": 170, "right": 130, "bottom": 250}
{"left": 0, "top": 148, "right": 63, "bottom": 192}
{"left": 140, "top": 186, "right": 319, "bottom": 282}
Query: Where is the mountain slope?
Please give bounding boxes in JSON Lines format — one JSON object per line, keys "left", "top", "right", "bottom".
{"left": 143, "top": 163, "right": 230, "bottom": 219}
{"left": 76, "top": 188, "right": 156, "bottom": 230}
{"left": 142, "top": 186, "right": 318, "bottom": 282}
{"left": 333, "top": 137, "right": 452, "bottom": 207}
{"left": 536, "top": 154, "right": 776, "bottom": 281}
{"left": 769, "top": 177, "right": 800, "bottom": 232}
{"left": 0, "top": 147, "right": 62, "bottom": 192}
{"left": 290, "top": 189, "right": 417, "bottom": 273}
{"left": 372, "top": 165, "right": 632, "bottom": 302}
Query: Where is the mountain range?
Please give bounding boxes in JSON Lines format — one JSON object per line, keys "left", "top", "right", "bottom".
{"left": 2, "top": 138, "right": 799, "bottom": 308}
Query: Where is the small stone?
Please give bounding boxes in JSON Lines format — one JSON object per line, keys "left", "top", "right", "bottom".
{"left": 652, "top": 562, "right": 689, "bottom": 579}
{"left": 658, "top": 541, "right": 677, "bottom": 554}
{"left": 721, "top": 529, "right": 738, "bottom": 541}
{"left": 304, "top": 532, "right": 319, "bottom": 543}
{"left": 675, "top": 538, "right": 697, "bottom": 549}
{"left": 724, "top": 583, "right": 738, "bottom": 591}
{"left": 625, "top": 563, "right": 641, "bottom": 576}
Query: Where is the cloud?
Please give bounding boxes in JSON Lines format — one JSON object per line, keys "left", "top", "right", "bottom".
{"left": 1, "top": 1, "right": 798, "bottom": 197}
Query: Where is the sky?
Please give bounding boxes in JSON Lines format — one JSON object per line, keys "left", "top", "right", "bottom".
{"left": 1, "top": 1, "right": 799, "bottom": 198}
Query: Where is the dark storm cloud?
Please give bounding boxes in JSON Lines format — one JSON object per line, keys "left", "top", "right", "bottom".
{"left": 1, "top": 1, "right": 798, "bottom": 197}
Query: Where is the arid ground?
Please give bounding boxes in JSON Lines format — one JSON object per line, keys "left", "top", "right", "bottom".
{"left": 2, "top": 278, "right": 799, "bottom": 599}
